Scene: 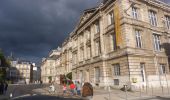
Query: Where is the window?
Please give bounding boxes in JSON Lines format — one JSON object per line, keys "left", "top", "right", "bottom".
{"left": 165, "top": 16, "right": 170, "bottom": 29}
{"left": 111, "top": 33, "right": 117, "bottom": 50}
{"left": 149, "top": 10, "right": 157, "bottom": 26}
{"left": 79, "top": 34, "right": 84, "bottom": 43}
{"left": 113, "top": 64, "right": 120, "bottom": 76}
{"left": 73, "top": 52, "right": 77, "bottom": 65}
{"left": 108, "top": 11, "right": 114, "bottom": 25}
{"left": 140, "top": 63, "right": 146, "bottom": 82}
{"left": 79, "top": 70, "right": 84, "bottom": 83}
{"left": 135, "top": 29, "right": 142, "bottom": 48}
{"left": 95, "top": 67, "right": 100, "bottom": 82}
{"left": 87, "top": 46, "right": 91, "bottom": 59}
{"left": 95, "top": 21, "right": 100, "bottom": 34}
{"left": 86, "top": 29, "right": 91, "bottom": 40}
{"left": 132, "top": 7, "right": 138, "bottom": 19}
{"left": 159, "top": 64, "right": 166, "bottom": 75}
{"left": 153, "top": 34, "right": 161, "bottom": 51}
{"left": 95, "top": 41, "right": 101, "bottom": 56}
{"left": 114, "top": 79, "right": 119, "bottom": 85}
{"left": 80, "top": 48, "right": 84, "bottom": 61}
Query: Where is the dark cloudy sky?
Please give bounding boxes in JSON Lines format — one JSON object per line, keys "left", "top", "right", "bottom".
{"left": 0, "top": 0, "right": 169, "bottom": 64}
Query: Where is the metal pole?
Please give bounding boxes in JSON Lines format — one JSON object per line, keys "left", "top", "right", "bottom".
{"left": 124, "top": 85, "right": 128, "bottom": 100}
{"left": 151, "top": 84, "right": 153, "bottom": 97}
{"left": 140, "top": 86, "right": 142, "bottom": 97}
{"left": 108, "top": 86, "right": 111, "bottom": 100}
{"left": 165, "top": 73, "right": 169, "bottom": 94}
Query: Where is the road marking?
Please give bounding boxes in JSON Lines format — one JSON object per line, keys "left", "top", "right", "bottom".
{"left": 11, "top": 94, "right": 37, "bottom": 99}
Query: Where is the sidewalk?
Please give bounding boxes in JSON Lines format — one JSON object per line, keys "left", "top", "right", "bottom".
{"left": 0, "top": 95, "right": 9, "bottom": 100}
{"left": 32, "top": 85, "right": 170, "bottom": 100}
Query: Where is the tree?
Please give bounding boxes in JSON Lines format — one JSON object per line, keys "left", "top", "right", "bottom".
{"left": 48, "top": 76, "right": 52, "bottom": 83}
{"left": 0, "top": 50, "right": 10, "bottom": 81}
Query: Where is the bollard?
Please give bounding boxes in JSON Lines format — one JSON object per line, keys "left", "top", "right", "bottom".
{"left": 124, "top": 85, "right": 128, "bottom": 100}
{"left": 151, "top": 85, "right": 153, "bottom": 97}
{"left": 10, "top": 93, "right": 13, "bottom": 98}
{"left": 161, "top": 86, "right": 164, "bottom": 95}
{"left": 108, "top": 86, "right": 111, "bottom": 100}
{"left": 140, "top": 86, "right": 142, "bottom": 97}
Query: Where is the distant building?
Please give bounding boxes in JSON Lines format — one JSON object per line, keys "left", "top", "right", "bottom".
{"left": 33, "top": 66, "right": 41, "bottom": 83}
{"left": 9, "top": 59, "right": 35, "bottom": 84}
{"left": 41, "top": 47, "right": 61, "bottom": 83}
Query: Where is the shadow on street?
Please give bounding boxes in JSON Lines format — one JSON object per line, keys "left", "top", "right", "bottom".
{"left": 139, "top": 96, "right": 170, "bottom": 100}
{"left": 13, "top": 95, "right": 84, "bottom": 100}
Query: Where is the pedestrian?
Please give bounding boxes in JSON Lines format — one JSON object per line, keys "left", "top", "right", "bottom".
{"left": 0, "top": 81, "right": 4, "bottom": 95}
{"left": 62, "top": 83, "right": 67, "bottom": 95}
{"left": 70, "top": 81, "right": 75, "bottom": 96}
{"left": 3, "top": 81, "right": 8, "bottom": 95}
{"left": 82, "top": 82, "right": 93, "bottom": 100}
{"left": 76, "top": 81, "right": 81, "bottom": 96}
{"left": 49, "top": 83, "right": 55, "bottom": 94}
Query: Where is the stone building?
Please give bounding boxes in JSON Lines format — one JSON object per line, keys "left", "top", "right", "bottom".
{"left": 41, "top": 47, "right": 61, "bottom": 83}
{"left": 63, "top": 0, "right": 170, "bottom": 89}
{"left": 9, "top": 59, "right": 34, "bottom": 84}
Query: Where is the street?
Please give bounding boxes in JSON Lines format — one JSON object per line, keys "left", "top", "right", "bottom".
{"left": 1, "top": 84, "right": 170, "bottom": 100}
{"left": 12, "top": 95, "right": 83, "bottom": 100}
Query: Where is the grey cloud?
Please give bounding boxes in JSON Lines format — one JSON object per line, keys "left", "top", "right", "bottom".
{"left": 0, "top": 0, "right": 99, "bottom": 64}
{"left": 0, "top": 0, "right": 169, "bottom": 64}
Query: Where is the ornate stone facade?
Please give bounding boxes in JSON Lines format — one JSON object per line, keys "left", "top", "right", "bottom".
{"left": 63, "top": 0, "right": 170, "bottom": 88}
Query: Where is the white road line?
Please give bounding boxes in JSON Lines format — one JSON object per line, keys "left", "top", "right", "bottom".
{"left": 11, "top": 94, "right": 37, "bottom": 99}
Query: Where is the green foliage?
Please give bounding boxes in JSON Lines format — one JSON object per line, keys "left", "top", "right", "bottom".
{"left": 0, "top": 50, "right": 10, "bottom": 81}
{"left": 0, "top": 51, "right": 10, "bottom": 67}
{"left": 48, "top": 76, "right": 52, "bottom": 83}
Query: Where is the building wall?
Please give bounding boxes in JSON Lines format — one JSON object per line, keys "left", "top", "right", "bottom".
{"left": 70, "top": 0, "right": 170, "bottom": 89}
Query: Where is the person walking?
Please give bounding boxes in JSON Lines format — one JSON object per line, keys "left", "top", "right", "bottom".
{"left": 70, "top": 81, "right": 75, "bottom": 96}
{"left": 0, "top": 81, "right": 4, "bottom": 95}
{"left": 76, "top": 81, "right": 81, "bottom": 96}
{"left": 3, "top": 81, "right": 8, "bottom": 95}
{"left": 82, "top": 82, "right": 93, "bottom": 100}
{"left": 62, "top": 83, "right": 67, "bottom": 95}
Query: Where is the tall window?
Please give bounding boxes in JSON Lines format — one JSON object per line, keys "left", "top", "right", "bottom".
{"left": 80, "top": 48, "right": 84, "bottom": 61}
{"left": 95, "top": 21, "right": 100, "bottom": 34}
{"left": 108, "top": 11, "right": 114, "bottom": 25}
{"left": 95, "top": 67, "right": 100, "bottom": 82}
{"left": 159, "top": 64, "right": 166, "bottom": 75}
{"left": 165, "top": 16, "right": 170, "bottom": 29}
{"left": 132, "top": 7, "right": 138, "bottom": 19}
{"left": 149, "top": 10, "right": 157, "bottom": 26}
{"left": 86, "top": 29, "right": 91, "bottom": 40}
{"left": 87, "top": 45, "right": 91, "bottom": 59}
{"left": 111, "top": 33, "right": 117, "bottom": 50}
{"left": 73, "top": 52, "right": 77, "bottom": 65}
{"left": 113, "top": 64, "right": 120, "bottom": 76}
{"left": 140, "top": 63, "right": 146, "bottom": 82}
{"left": 79, "top": 34, "right": 84, "bottom": 43}
{"left": 79, "top": 70, "right": 84, "bottom": 83}
{"left": 95, "top": 41, "right": 101, "bottom": 56}
{"left": 135, "top": 29, "right": 142, "bottom": 48}
{"left": 153, "top": 34, "right": 161, "bottom": 51}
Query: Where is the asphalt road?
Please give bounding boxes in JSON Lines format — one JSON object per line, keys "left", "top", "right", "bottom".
{"left": 13, "top": 95, "right": 84, "bottom": 100}
{"left": 6, "top": 84, "right": 50, "bottom": 98}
